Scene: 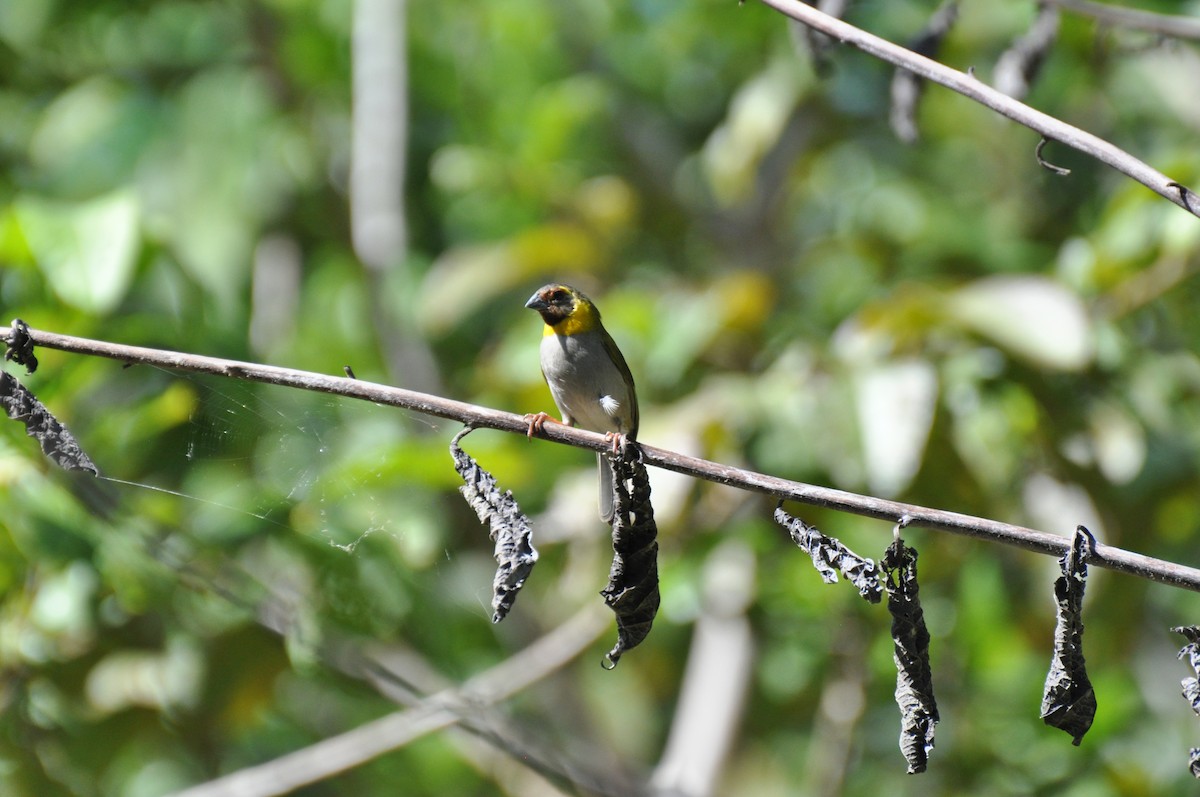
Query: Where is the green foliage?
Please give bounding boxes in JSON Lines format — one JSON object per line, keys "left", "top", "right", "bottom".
{"left": 2, "top": 0, "right": 1200, "bottom": 795}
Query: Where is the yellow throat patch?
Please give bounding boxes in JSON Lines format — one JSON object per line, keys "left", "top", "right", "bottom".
{"left": 544, "top": 296, "right": 600, "bottom": 337}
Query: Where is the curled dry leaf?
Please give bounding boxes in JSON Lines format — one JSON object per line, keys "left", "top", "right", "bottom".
{"left": 1172, "top": 625, "right": 1200, "bottom": 778}
{"left": 1175, "top": 625, "right": 1200, "bottom": 715}
{"left": 1040, "top": 526, "right": 1096, "bottom": 746}
{"left": 4, "top": 318, "right": 38, "bottom": 373}
{"left": 994, "top": 3, "right": 1060, "bottom": 101}
{"left": 0, "top": 371, "right": 99, "bottom": 474}
{"left": 882, "top": 536, "right": 938, "bottom": 774}
{"left": 789, "top": 0, "right": 852, "bottom": 76}
{"left": 600, "top": 443, "right": 660, "bottom": 668}
{"left": 773, "top": 504, "right": 882, "bottom": 603}
{"left": 449, "top": 427, "right": 538, "bottom": 623}
{"left": 889, "top": 0, "right": 960, "bottom": 142}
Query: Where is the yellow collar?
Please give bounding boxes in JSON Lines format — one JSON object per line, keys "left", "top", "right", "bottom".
{"left": 544, "top": 299, "right": 600, "bottom": 336}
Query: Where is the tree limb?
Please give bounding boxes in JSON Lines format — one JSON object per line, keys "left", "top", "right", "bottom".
{"left": 754, "top": 0, "right": 1200, "bottom": 217}
{"left": 167, "top": 604, "right": 613, "bottom": 797}
{"left": 1046, "top": 0, "right": 1200, "bottom": 41}
{"left": 7, "top": 323, "right": 1200, "bottom": 593}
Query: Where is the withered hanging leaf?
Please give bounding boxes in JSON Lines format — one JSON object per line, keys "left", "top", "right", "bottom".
{"left": 1174, "top": 625, "right": 1200, "bottom": 716}
{"left": 1173, "top": 625, "right": 1200, "bottom": 777}
{"left": 1040, "top": 525, "right": 1096, "bottom": 746}
{"left": 882, "top": 536, "right": 938, "bottom": 774}
{"left": 450, "top": 427, "right": 538, "bottom": 623}
{"left": 774, "top": 504, "right": 882, "bottom": 603}
{"left": 600, "top": 443, "right": 660, "bottom": 669}
{"left": 4, "top": 318, "right": 38, "bottom": 373}
{"left": 0, "top": 371, "right": 98, "bottom": 474}
{"left": 788, "top": 0, "right": 852, "bottom": 76}
{"left": 993, "top": 3, "right": 1060, "bottom": 101}
{"left": 889, "top": 0, "right": 960, "bottom": 143}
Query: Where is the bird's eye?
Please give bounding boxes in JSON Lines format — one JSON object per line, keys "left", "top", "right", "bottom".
{"left": 550, "top": 288, "right": 568, "bottom": 301}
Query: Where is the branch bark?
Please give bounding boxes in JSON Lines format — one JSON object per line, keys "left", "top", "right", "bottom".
{"left": 755, "top": 0, "right": 1200, "bottom": 217}
{"left": 7, "top": 323, "right": 1200, "bottom": 594}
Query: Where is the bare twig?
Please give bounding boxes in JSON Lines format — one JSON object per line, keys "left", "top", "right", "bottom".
{"left": 755, "top": 0, "right": 1200, "bottom": 217}
{"left": 7, "top": 323, "right": 1200, "bottom": 593}
{"left": 1046, "top": 0, "right": 1200, "bottom": 41}
{"left": 1036, "top": 137, "right": 1072, "bottom": 175}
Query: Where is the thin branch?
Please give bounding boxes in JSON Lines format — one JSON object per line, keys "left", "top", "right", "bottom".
{"left": 152, "top": 530, "right": 636, "bottom": 797}
{"left": 1036, "top": 137, "right": 1072, "bottom": 175}
{"left": 7, "top": 323, "right": 1200, "bottom": 593}
{"left": 1046, "top": 0, "right": 1200, "bottom": 41}
{"left": 168, "top": 604, "right": 613, "bottom": 797}
{"left": 754, "top": 0, "right": 1200, "bottom": 218}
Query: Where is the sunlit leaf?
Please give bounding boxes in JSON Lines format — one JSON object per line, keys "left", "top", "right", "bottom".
{"left": 854, "top": 358, "right": 937, "bottom": 497}
{"left": 950, "top": 276, "right": 1093, "bottom": 371}
{"left": 14, "top": 190, "right": 139, "bottom": 314}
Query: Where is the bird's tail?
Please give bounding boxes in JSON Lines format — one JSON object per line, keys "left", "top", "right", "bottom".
{"left": 598, "top": 452, "right": 614, "bottom": 523}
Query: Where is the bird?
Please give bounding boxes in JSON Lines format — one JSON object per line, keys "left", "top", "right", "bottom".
{"left": 524, "top": 283, "right": 638, "bottom": 522}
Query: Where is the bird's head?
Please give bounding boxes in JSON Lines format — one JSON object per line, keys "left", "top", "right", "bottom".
{"left": 525, "top": 284, "right": 600, "bottom": 335}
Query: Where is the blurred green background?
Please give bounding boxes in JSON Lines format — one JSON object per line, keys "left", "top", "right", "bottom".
{"left": 2, "top": 0, "right": 1200, "bottom": 794}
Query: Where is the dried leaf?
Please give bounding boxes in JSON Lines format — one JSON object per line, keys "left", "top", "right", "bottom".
{"left": 1173, "top": 625, "right": 1200, "bottom": 777}
{"left": 600, "top": 443, "right": 660, "bottom": 668}
{"left": 1040, "top": 526, "right": 1096, "bottom": 746}
{"left": 890, "top": 0, "right": 959, "bottom": 142}
{"left": 774, "top": 504, "right": 882, "bottom": 603}
{"left": 1175, "top": 625, "right": 1200, "bottom": 716}
{"left": 450, "top": 427, "right": 538, "bottom": 623}
{"left": 994, "top": 3, "right": 1060, "bottom": 100}
{"left": 0, "top": 371, "right": 98, "bottom": 474}
{"left": 788, "top": 0, "right": 852, "bottom": 76}
{"left": 4, "top": 319, "right": 38, "bottom": 373}
{"left": 883, "top": 536, "right": 938, "bottom": 774}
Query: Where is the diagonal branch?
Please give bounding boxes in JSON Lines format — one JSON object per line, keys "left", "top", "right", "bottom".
{"left": 1046, "top": 0, "right": 1200, "bottom": 41}
{"left": 167, "top": 604, "right": 613, "bottom": 797}
{"left": 755, "top": 0, "right": 1200, "bottom": 217}
{"left": 6, "top": 323, "right": 1200, "bottom": 593}
{"left": 150, "top": 528, "right": 635, "bottom": 797}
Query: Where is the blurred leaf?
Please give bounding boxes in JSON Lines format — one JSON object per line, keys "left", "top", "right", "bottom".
{"left": 950, "top": 276, "right": 1093, "bottom": 371}
{"left": 853, "top": 358, "right": 937, "bottom": 497}
{"left": 14, "top": 190, "right": 139, "bottom": 313}
{"left": 702, "top": 58, "right": 804, "bottom": 205}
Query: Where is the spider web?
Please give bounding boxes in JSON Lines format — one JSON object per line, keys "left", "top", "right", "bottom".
{"left": 97, "top": 366, "right": 434, "bottom": 555}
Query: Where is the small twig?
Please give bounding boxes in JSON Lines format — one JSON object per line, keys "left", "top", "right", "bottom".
{"left": 7, "top": 323, "right": 1200, "bottom": 593}
{"left": 1036, "top": 137, "right": 1071, "bottom": 175}
{"left": 1169, "top": 182, "right": 1195, "bottom": 214}
{"left": 1045, "top": 0, "right": 1200, "bottom": 41}
{"left": 755, "top": 0, "right": 1200, "bottom": 217}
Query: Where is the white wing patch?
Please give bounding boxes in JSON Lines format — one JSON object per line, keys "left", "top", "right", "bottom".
{"left": 599, "top": 395, "right": 621, "bottom": 417}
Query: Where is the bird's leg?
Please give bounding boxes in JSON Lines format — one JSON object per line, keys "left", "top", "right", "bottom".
{"left": 524, "top": 411, "right": 560, "bottom": 439}
{"left": 603, "top": 431, "right": 629, "bottom": 457}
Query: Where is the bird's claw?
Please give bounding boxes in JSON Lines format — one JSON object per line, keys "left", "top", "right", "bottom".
{"left": 524, "top": 411, "right": 558, "bottom": 439}
{"left": 603, "top": 431, "right": 628, "bottom": 457}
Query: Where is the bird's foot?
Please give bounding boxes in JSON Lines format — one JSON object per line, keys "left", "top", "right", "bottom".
{"left": 603, "top": 431, "right": 629, "bottom": 457}
{"left": 524, "top": 411, "right": 560, "bottom": 439}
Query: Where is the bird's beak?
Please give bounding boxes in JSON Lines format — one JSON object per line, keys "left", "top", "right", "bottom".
{"left": 525, "top": 292, "right": 548, "bottom": 312}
